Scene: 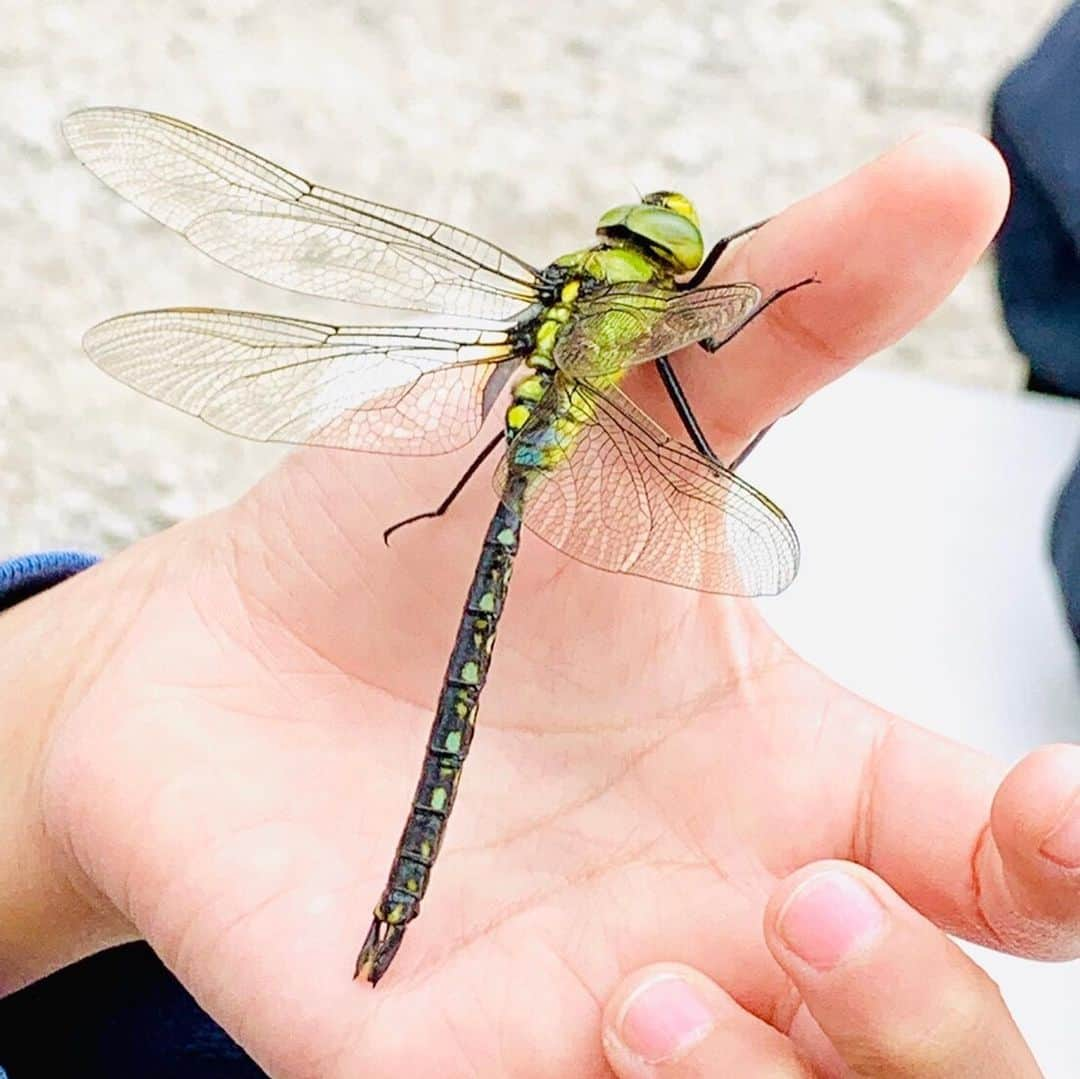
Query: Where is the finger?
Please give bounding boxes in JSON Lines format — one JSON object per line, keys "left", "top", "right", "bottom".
{"left": 984, "top": 744, "right": 1080, "bottom": 953}
{"left": 855, "top": 725, "right": 1080, "bottom": 960}
{"left": 602, "top": 963, "right": 812, "bottom": 1078}
{"left": 765, "top": 862, "right": 1041, "bottom": 1078}
{"left": 634, "top": 127, "right": 1010, "bottom": 460}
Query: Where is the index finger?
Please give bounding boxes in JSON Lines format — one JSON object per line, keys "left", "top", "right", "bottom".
{"left": 632, "top": 127, "right": 1010, "bottom": 462}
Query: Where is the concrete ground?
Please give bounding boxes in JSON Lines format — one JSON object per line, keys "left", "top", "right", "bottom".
{"left": 1, "top": 0, "right": 1063, "bottom": 552}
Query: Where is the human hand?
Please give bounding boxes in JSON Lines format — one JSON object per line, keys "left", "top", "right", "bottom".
{"left": 601, "top": 852, "right": 1054, "bottom": 1077}
{"left": 6, "top": 127, "right": 1074, "bottom": 1078}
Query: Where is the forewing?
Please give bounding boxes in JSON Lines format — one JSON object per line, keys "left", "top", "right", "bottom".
{"left": 63, "top": 108, "right": 541, "bottom": 321}
{"left": 84, "top": 309, "right": 519, "bottom": 455}
{"left": 554, "top": 281, "right": 761, "bottom": 376}
{"left": 496, "top": 380, "right": 798, "bottom": 595}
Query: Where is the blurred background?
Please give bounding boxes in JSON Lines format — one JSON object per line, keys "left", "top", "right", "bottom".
{"left": 0, "top": 0, "right": 1067, "bottom": 553}
{"left": 3, "top": 2, "right": 1080, "bottom": 1075}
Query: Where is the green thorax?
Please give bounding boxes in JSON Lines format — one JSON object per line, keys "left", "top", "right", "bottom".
{"left": 505, "top": 190, "right": 705, "bottom": 453}
{"left": 554, "top": 242, "right": 670, "bottom": 286}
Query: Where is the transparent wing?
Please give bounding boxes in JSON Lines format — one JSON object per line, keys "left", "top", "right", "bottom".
{"left": 496, "top": 378, "right": 798, "bottom": 595}
{"left": 84, "top": 308, "right": 521, "bottom": 455}
{"left": 554, "top": 281, "right": 761, "bottom": 377}
{"left": 63, "top": 108, "right": 542, "bottom": 322}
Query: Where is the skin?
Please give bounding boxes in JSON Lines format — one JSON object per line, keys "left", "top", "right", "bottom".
{"left": 1, "top": 127, "right": 1075, "bottom": 1077}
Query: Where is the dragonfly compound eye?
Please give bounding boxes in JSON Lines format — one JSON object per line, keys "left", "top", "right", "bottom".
{"left": 595, "top": 199, "right": 704, "bottom": 273}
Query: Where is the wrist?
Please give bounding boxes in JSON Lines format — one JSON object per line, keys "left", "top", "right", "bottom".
{"left": 0, "top": 557, "right": 136, "bottom": 994}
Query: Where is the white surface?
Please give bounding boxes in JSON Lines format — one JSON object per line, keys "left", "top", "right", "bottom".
{"left": 746, "top": 369, "right": 1080, "bottom": 1076}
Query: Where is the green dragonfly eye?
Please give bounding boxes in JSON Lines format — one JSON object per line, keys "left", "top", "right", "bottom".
{"left": 595, "top": 190, "right": 704, "bottom": 272}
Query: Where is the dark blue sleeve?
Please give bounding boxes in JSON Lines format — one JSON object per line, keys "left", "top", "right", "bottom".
{"left": 0, "top": 552, "right": 266, "bottom": 1079}
{"left": 992, "top": 1, "right": 1080, "bottom": 399}
{"left": 0, "top": 551, "right": 99, "bottom": 612}
{"left": 991, "top": 1, "right": 1080, "bottom": 653}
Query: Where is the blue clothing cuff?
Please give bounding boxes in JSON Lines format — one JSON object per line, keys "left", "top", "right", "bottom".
{"left": 0, "top": 550, "right": 100, "bottom": 612}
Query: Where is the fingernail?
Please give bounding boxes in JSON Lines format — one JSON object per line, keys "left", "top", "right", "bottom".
{"left": 778, "top": 870, "right": 886, "bottom": 971}
{"left": 1040, "top": 784, "right": 1080, "bottom": 869}
{"left": 616, "top": 973, "right": 715, "bottom": 1064}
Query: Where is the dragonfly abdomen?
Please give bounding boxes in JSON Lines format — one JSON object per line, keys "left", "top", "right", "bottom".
{"left": 356, "top": 475, "right": 526, "bottom": 984}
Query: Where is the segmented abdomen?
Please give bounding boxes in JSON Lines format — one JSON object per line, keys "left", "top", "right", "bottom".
{"left": 364, "top": 474, "right": 525, "bottom": 937}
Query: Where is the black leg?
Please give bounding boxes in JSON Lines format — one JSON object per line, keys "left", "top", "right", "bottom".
{"left": 655, "top": 355, "right": 719, "bottom": 464}
{"left": 728, "top": 420, "right": 777, "bottom": 470}
{"left": 699, "top": 276, "right": 817, "bottom": 353}
{"left": 382, "top": 431, "right": 504, "bottom": 544}
{"left": 656, "top": 273, "right": 817, "bottom": 469}
{"left": 657, "top": 214, "right": 775, "bottom": 466}
{"left": 678, "top": 216, "right": 772, "bottom": 292}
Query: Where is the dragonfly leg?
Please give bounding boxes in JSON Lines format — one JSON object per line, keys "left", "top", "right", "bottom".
{"left": 699, "top": 275, "right": 817, "bottom": 354}
{"left": 655, "top": 355, "right": 721, "bottom": 464}
{"left": 383, "top": 432, "right": 504, "bottom": 544}
{"left": 728, "top": 420, "right": 779, "bottom": 470}
{"left": 679, "top": 216, "right": 773, "bottom": 292}
{"left": 656, "top": 274, "right": 816, "bottom": 469}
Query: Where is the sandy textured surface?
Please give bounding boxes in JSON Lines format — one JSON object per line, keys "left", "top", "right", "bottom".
{"left": 2, "top": 0, "right": 1061, "bottom": 553}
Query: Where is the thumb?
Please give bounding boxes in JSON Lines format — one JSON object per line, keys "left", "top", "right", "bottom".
{"left": 601, "top": 962, "right": 811, "bottom": 1078}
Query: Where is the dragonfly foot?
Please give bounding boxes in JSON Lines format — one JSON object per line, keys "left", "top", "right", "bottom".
{"left": 355, "top": 918, "right": 407, "bottom": 985}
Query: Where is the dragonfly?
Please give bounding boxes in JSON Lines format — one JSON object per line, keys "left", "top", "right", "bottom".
{"left": 63, "top": 107, "right": 809, "bottom": 985}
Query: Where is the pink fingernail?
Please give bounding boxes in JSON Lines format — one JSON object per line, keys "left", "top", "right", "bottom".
{"left": 617, "top": 974, "right": 714, "bottom": 1064}
{"left": 778, "top": 870, "right": 885, "bottom": 971}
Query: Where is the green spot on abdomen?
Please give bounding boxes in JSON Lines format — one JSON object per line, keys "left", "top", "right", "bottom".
{"left": 430, "top": 787, "right": 448, "bottom": 812}
{"left": 444, "top": 730, "right": 462, "bottom": 754}
{"left": 496, "top": 527, "right": 516, "bottom": 547}
{"left": 478, "top": 592, "right": 495, "bottom": 612}
{"left": 460, "top": 660, "right": 479, "bottom": 684}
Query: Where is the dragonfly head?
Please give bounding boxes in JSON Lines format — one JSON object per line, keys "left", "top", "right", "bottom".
{"left": 595, "top": 191, "right": 704, "bottom": 272}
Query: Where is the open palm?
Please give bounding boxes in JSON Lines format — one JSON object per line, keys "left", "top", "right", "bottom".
{"left": 25, "top": 130, "right": 1074, "bottom": 1077}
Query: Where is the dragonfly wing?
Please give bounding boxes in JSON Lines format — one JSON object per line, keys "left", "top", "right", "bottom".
{"left": 554, "top": 281, "right": 761, "bottom": 377}
{"left": 84, "top": 309, "right": 520, "bottom": 455}
{"left": 63, "top": 108, "right": 542, "bottom": 322}
{"left": 496, "top": 379, "right": 798, "bottom": 595}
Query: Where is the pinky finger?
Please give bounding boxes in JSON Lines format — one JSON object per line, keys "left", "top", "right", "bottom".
{"left": 601, "top": 962, "right": 811, "bottom": 1078}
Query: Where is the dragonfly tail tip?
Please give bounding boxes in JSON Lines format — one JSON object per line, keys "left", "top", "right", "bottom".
{"left": 355, "top": 918, "right": 407, "bottom": 986}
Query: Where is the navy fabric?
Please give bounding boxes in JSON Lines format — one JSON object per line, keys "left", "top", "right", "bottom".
{"left": 0, "top": 550, "right": 99, "bottom": 612}
{"left": 1052, "top": 455, "right": 1080, "bottom": 646}
{"left": 993, "top": 1, "right": 1080, "bottom": 398}
{"left": 992, "top": 2, "right": 1080, "bottom": 652}
{"left": 0, "top": 946, "right": 265, "bottom": 1079}
{"left": 0, "top": 552, "right": 265, "bottom": 1078}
